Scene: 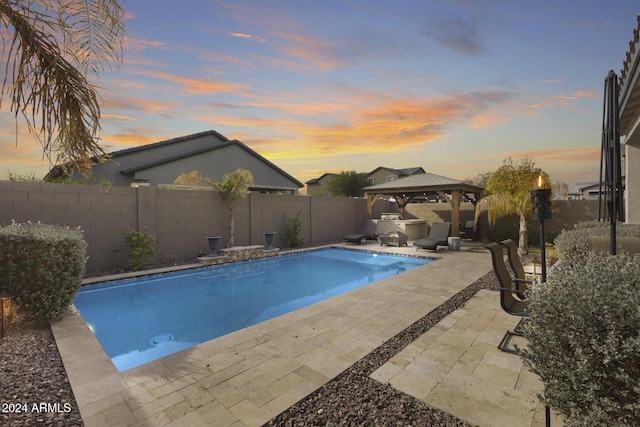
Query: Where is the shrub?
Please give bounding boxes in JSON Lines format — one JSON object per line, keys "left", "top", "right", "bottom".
{"left": 521, "top": 252, "right": 640, "bottom": 426}
{"left": 0, "top": 221, "right": 87, "bottom": 321}
{"left": 554, "top": 221, "right": 640, "bottom": 262}
{"left": 282, "top": 210, "right": 305, "bottom": 248}
{"left": 122, "top": 227, "right": 158, "bottom": 270}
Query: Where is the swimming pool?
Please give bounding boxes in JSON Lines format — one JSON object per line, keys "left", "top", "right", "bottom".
{"left": 74, "top": 248, "right": 432, "bottom": 371}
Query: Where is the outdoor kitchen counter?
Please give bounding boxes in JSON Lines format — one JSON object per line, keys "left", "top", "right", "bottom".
{"left": 376, "top": 219, "right": 428, "bottom": 240}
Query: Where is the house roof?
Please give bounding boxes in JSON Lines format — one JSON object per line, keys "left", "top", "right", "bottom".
{"left": 367, "top": 166, "right": 425, "bottom": 177}
{"left": 47, "top": 130, "right": 304, "bottom": 188}
{"left": 110, "top": 129, "right": 230, "bottom": 158}
{"left": 305, "top": 172, "right": 337, "bottom": 185}
{"left": 364, "top": 172, "right": 483, "bottom": 194}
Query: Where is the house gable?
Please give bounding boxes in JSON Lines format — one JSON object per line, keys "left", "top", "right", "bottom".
{"left": 305, "top": 173, "right": 337, "bottom": 196}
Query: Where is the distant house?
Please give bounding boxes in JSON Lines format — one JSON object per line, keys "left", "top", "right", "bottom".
{"left": 305, "top": 173, "right": 337, "bottom": 196}
{"left": 578, "top": 183, "right": 603, "bottom": 200}
{"left": 46, "top": 130, "right": 304, "bottom": 193}
{"left": 619, "top": 15, "right": 640, "bottom": 223}
{"left": 577, "top": 179, "right": 626, "bottom": 201}
{"left": 366, "top": 167, "right": 425, "bottom": 186}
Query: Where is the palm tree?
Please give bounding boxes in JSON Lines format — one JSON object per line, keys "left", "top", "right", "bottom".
{"left": 474, "top": 158, "right": 547, "bottom": 255}
{"left": 216, "top": 169, "right": 254, "bottom": 247}
{"left": 0, "top": 0, "right": 125, "bottom": 175}
{"left": 173, "top": 169, "right": 254, "bottom": 247}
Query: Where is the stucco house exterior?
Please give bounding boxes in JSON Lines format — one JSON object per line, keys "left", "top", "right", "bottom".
{"left": 305, "top": 173, "right": 338, "bottom": 196}
{"left": 366, "top": 166, "right": 425, "bottom": 186}
{"left": 619, "top": 15, "right": 640, "bottom": 223}
{"left": 47, "top": 130, "right": 304, "bottom": 193}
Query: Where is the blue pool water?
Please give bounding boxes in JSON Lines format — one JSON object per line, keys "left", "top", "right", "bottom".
{"left": 74, "top": 248, "right": 432, "bottom": 371}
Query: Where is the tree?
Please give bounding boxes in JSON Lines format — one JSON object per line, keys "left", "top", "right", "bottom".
{"left": 0, "top": 0, "right": 125, "bottom": 175}
{"left": 215, "top": 169, "right": 254, "bottom": 247}
{"left": 474, "top": 157, "right": 547, "bottom": 254}
{"left": 174, "top": 169, "right": 254, "bottom": 247}
{"left": 173, "top": 170, "right": 215, "bottom": 187}
{"left": 327, "top": 171, "right": 368, "bottom": 197}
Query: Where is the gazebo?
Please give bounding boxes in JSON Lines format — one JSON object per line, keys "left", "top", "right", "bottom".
{"left": 364, "top": 173, "right": 484, "bottom": 237}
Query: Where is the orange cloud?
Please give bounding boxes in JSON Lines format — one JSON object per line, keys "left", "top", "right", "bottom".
{"left": 192, "top": 90, "right": 514, "bottom": 163}
{"left": 529, "top": 89, "right": 597, "bottom": 109}
{"left": 132, "top": 70, "right": 248, "bottom": 95}
{"left": 101, "top": 113, "right": 136, "bottom": 121}
{"left": 483, "top": 147, "right": 600, "bottom": 163}
{"left": 272, "top": 31, "right": 342, "bottom": 70}
{"left": 102, "top": 95, "right": 180, "bottom": 115}
{"left": 126, "top": 37, "right": 170, "bottom": 53}
{"left": 466, "top": 110, "right": 510, "bottom": 129}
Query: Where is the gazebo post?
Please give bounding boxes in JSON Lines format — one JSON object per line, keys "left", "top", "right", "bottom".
{"left": 437, "top": 190, "right": 461, "bottom": 237}
{"left": 451, "top": 189, "right": 461, "bottom": 237}
{"left": 365, "top": 193, "right": 382, "bottom": 217}
{"left": 394, "top": 195, "right": 407, "bottom": 219}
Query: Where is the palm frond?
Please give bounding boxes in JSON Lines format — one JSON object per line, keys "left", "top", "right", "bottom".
{"left": 59, "top": 0, "right": 125, "bottom": 76}
{"left": 0, "top": 0, "right": 124, "bottom": 175}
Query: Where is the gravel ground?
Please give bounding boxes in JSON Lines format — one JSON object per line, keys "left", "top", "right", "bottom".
{"left": 0, "top": 325, "right": 83, "bottom": 426}
{"left": 1, "top": 258, "right": 501, "bottom": 427}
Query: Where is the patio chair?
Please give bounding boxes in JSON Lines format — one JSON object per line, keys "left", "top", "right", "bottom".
{"left": 414, "top": 222, "right": 450, "bottom": 251}
{"left": 485, "top": 242, "right": 529, "bottom": 354}
{"left": 500, "top": 239, "right": 534, "bottom": 298}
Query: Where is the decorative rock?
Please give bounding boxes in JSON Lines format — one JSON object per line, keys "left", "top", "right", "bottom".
{"left": 198, "top": 245, "right": 279, "bottom": 266}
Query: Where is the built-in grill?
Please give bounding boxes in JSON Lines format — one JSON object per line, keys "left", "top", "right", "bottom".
{"left": 380, "top": 212, "right": 401, "bottom": 220}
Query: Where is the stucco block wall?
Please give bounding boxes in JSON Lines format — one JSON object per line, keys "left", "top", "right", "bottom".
{"left": 626, "top": 144, "right": 640, "bottom": 223}
{"left": 0, "top": 181, "right": 601, "bottom": 274}
{"left": 155, "top": 188, "right": 226, "bottom": 261}
{"left": 0, "top": 182, "right": 138, "bottom": 271}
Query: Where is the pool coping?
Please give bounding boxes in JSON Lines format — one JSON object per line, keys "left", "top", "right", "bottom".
{"left": 75, "top": 246, "right": 437, "bottom": 372}
{"left": 52, "top": 243, "right": 494, "bottom": 426}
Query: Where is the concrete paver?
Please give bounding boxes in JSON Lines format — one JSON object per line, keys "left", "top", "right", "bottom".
{"left": 371, "top": 289, "right": 563, "bottom": 427}
{"left": 50, "top": 243, "right": 557, "bottom": 426}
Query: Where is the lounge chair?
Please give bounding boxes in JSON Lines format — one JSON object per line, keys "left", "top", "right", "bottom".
{"left": 485, "top": 242, "right": 529, "bottom": 353}
{"left": 459, "top": 220, "right": 475, "bottom": 240}
{"left": 343, "top": 234, "right": 365, "bottom": 244}
{"left": 414, "top": 222, "right": 450, "bottom": 251}
{"left": 343, "top": 219, "right": 380, "bottom": 244}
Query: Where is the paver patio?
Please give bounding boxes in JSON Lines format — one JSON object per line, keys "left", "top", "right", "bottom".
{"left": 50, "top": 243, "right": 558, "bottom": 426}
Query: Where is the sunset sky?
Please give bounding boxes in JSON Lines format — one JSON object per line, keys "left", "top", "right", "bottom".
{"left": 1, "top": 1, "right": 638, "bottom": 190}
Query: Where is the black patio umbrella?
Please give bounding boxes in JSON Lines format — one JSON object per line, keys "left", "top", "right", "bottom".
{"left": 599, "top": 70, "right": 624, "bottom": 254}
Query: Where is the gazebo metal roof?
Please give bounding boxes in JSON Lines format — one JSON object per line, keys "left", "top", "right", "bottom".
{"left": 364, "top": 172, "right": 484, "bottom": 193}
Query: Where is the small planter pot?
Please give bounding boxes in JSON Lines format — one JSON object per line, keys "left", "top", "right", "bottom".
{"left": 206, "top": 236, "right": 222, "bottom": 257}
{"left": 264, "top": 232, "right": 276, "bottom": 250}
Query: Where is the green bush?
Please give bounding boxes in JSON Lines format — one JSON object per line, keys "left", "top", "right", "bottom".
{"left": 0, "top": 221, "right": 87, "bottom": 321}
{"left": 554, "top": 221, "right": 640, "bottom": 262}
{"left": 521, "top": 252, "right": 640, "bottom": 426}
{"left": 122, "top": 227, "right": 158, "bottom": 270}
{"left": 282, "top": 210, "right": 305, "bottom": 248}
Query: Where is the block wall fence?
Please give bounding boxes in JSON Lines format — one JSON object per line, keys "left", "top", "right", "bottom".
{"left": 0, "top": 181, "right": 599, "bottom": 274}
